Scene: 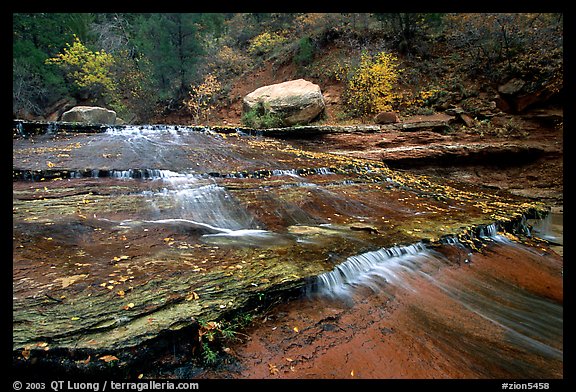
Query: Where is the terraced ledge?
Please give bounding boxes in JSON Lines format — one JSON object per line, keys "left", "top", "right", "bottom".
{"left": 12, "top": 211, "right": 547, "bottom": 376}
{"left": 13, "top": 119, "right": 454, "bottom": 139}
{"left": 13, "top": 120, "right": 551, "bottom": 375}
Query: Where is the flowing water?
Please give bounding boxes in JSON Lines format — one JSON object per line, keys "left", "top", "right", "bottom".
{"left": 12, "top": 124, "right": 563, "bottom": 379}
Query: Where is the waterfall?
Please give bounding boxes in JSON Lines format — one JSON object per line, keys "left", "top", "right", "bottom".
{"left": 311, "top": 242, "right": 447, "bottom": 299}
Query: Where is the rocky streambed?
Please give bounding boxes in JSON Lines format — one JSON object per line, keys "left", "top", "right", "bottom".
{"left": 12, "top": 121, "right": 562, "bottom": 378}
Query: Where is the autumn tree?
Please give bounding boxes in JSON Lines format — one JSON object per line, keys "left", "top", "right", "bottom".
{"left": 45, "top": 35, "right": 117, "bottom": 103}
{"left": 184, "top": 73, "right": 222, "bottom": 124}
{"left": 340, "top": 51, "right": 401, "bottom": 117}
{"left": 89, "top": 13, "right": 157, "bottom": 122}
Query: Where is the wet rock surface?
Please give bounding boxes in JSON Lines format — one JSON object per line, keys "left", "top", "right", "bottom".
{"left": 285, "top": 110, "right": 563, "bottom": 207}
{"left": 195, "top": 239, "right": 562, "bottom": 379}
{"left": 12, "top": 120, "right": 562, "bottom": 378}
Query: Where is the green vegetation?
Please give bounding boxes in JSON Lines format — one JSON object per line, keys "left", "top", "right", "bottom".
{"left": 197, "top": 313, "right": 254, "bottom": 366}
{"left": 241, "top": 102, "right": 285, "bottom": 129}
{"left": 13, "top": 13, "right": 563, "bottom": 124}
{"left": 294, "top": 36, "right": 314, "bottom": 67}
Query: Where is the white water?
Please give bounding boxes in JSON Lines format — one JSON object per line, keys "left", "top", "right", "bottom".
{"left": 313, "top": 222, "right": 516, "bottom": 300}
{"left": 313, "top": 242, "right": 448, "bottom": 299}
{"left": 311, "top": 223, "right": 563, "bottom": 362}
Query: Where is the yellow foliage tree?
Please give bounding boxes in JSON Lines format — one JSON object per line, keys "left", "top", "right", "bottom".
{"left": 248, "top": 31, "right": 287, "bottom": 56}
{"left": 46, "top": 35, "right": 117, "bottom": 100}
{"left": 185, "top": 73, "right": 222, "bottom": 124}
{"left": 341, "top": 51, "right": 401, "bottom": 117}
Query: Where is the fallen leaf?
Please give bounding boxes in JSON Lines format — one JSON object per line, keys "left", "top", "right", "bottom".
{"left": 99, "top": 355, "right": 119, "bottom": 363}
{"left": 117, "top": 290, "right": 125, "bottom": 297}
{"left": 351, "top": 369, "right": 355, "bottom": 377}
{"left": 22, "top": 349, "right": 30, "bottom": 360}
{"left": 71, "top": 317, "right": 80, "bottom": 321}
{"left": 83, "top": 355, "right": 91, "bottom": 365}
{"left": 268, "top": 363, "right": 279, "bottom": 375}
{"left": 293, "top": 326, "right": 299, "bottom": 333}
{"left": 204, "top": 321, "right": 220, "bottom": 330}
{"left": 123, "top": 303, "right": 135, "bottom": 310}
{"left": 56, "top": 274, "right": 88, "bottom": 288}
{"left": 185, "top": 291, "right": 200, "bottom": 301}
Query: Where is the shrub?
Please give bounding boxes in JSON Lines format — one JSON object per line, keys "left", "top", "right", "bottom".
{"left": 184, "top": 73, "right": 222, "bottom": 124}
{"left": 340, "top": 51, "right": 401, "bottom": 117}
{"left": 241, "top": 102, "right": 284, "bottom": 129}
{"left": 248, "top": 31, "right": 288, "bottom": 56}
{"left": 294, "top": 36, "right": 314, "bottom": 66}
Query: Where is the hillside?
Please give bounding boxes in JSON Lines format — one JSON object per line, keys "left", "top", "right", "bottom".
{"left": 155, "top": 17, "right": 563, "bottom": 209}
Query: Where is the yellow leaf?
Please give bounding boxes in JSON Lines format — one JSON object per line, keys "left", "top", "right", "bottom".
{"left": 117, "top": 290, "right": 125, "bottom": 297}
{"left": 56, "top": 274, "right": 88, "bottom": 288}
{"left": 293, "top": 326, "right": 299, "bottom": 333}
{"left": 185, "top": 291, "right": 200, "bottom": 301}
{"left": 268, "top": 363, "right": 279, "bottom": 375}
{"left": 99, "top": 355, "right": 119, "bottom": 363}
{"left": 22, "top": 349, "right": 30, "bottom": 360}
{"left": 47, "top": 161, "right": 55, "bottom": 168}
{"left": 71, "top": 317, "right": 80, "bottom": 321}
{"left": 204, "top": 321, "right": 220, "bottom": 330}
{"left": 123, "top": 303, "right": 135, "bottom": 310}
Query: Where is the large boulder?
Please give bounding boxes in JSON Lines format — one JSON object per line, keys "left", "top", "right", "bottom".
{"left": 374, "top": 111, "right": 400, "bottom": 124}
{"left": 243, "top": 79, "right": 325, "bottom": 126}
{"left": 61, "top": 106, "right": 116, "bottom": 124}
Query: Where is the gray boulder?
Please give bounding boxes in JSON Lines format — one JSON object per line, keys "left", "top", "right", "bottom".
{"left": 61, "top": 106, "right": 116, "bottom": 124}
{"left": 243, "top": 79, "right": 325, "bottom": 126}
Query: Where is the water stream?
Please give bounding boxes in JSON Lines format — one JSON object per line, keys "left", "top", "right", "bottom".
{"left": 12, "top": 124, "right": 563, "bottom": 378}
